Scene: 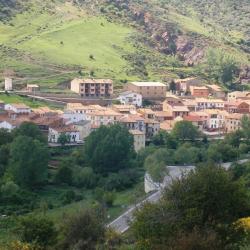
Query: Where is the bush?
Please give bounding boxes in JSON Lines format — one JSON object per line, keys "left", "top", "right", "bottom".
{"left": 60, "top": 190, "right": 76, "bottom": 205}
{"left": 55, "top": 165, "right": 73, "bottom": 185}
{"left": 72, "top": 167, "right": 98, "bottom": 188}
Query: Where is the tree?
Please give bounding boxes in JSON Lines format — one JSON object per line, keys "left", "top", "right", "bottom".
{"left": 9, "top": 136, "right": 49, "bottom": 188}
{"left": 59, "top": 208, "right": 105, "bottom": 250}
{"left": 57, "top": 133, "right": 70, "bottom": 146}
{"left": 55, "top": 163, "right": 73, "bottom": 185}
{"left": 172, "top": 121, "right": 200, "bottom": 141}
{"left": 168, "top": 55, "right": 180, "bottom": 71}
{"left": 132, "top": 165, "right": 250, "bottom": 250}
{"left": 0, "top": 128, "right": 13, "bottom": 146}
{"left": 18, "top": 215, "right": 57, "bottom": 249}
{"left": 84, "top": 125, "right": 135, "bottom": 174}
{"left": 241, "top": 115, "right": 250, "bottom": 142}
{"left": 169, "top": 80, "right": 176, "bottom": 93}
{"left": 13, "top": 122, "right": 46, "bottom": 144}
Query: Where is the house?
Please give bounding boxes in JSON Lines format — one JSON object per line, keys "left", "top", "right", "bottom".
{"left": 195, "top": 98, "right": 225, "bottom": 111}
{"left": 145, "top": 119, "right": 160, "bottom": 139}
{"left": 62, "top": 109, "right": 87, "bottom": 124}
{"left": 71, "top": 78, "right": 113, "bottom": 98}
{"left": 27, "top": 84, "right": 39, "bottom": 93}
{"left": 5, "top": 103, "right": 31, "bottom": 114}
{"left": 181, "top": 98, "right": 197, "bottom": 112}
{"left": 203, "top": 109, "right": 228, "bottom": 131}
{"left": 119, "top": 114, "right": 145, "bottom": 132}
{"left": 137, "top": 108, "right": 155, "bottom": 119}
{"left": 174, "top": 77, "right": 202, "bottom": 93}
{"left": 225, "top": 113, "right": 243, "bottom": 133}
{"left": 66, "top": 103, "right": 105, "bottom": 114}
{"left": 86, "top": 109, "right": 123, "bottom": 127}
{"left": 125, "top": 82, "right": 167, "bottom": 99}
{"left": 48, "top": 126, "right": 80, "bottom": 143}
{"left": 207, "top": 84, "right": 225, "bottom": 99}
{"left": 190, "top": 86, "right": 209, "bottom": 97}
{"left": 236, "top": 101, "right": 250, "bottom": 114}
{"left": 183, "top": 115, "right": 206, "bottom": 130}
{"left": 227, "top": 91, "right": 250, "bottom": 102}
{"left": 73, "top": 120, "right": 91, "bottom": 141}
{"left": 118, "top": 91, "right": 142, "bottom": 107}
{"left": 160, "top": 117, "right": 183, "bottom": 133}
{"left": 129, "top": 130, "right": 146, "bottom": 152}
{"left": 163, "top": 102, "right": 189, "bottom": 118}
{"left": 155, "top": 111, "right": 173, "bottom": 122}
{"left": 112, "top": 104, "right": 136, "bottom": 114}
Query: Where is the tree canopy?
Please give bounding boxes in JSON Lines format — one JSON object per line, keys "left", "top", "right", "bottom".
{"left": 172, "top": 121, "right": 200, "bottom": 141}
{"left": 84, "top": 124, "right": 135, "bottom": 174}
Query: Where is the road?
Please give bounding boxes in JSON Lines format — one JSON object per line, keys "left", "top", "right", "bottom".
{"left": 107, "top": 159, "right": 249, "bottom": 233}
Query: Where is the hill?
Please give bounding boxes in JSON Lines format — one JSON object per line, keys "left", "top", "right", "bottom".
{"left": 0, "top": 0, "right": 249, "bottom": 91}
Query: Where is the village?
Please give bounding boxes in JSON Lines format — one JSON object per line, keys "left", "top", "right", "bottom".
{"left": 0, "top": 77, "right": 250, "bottom": 152}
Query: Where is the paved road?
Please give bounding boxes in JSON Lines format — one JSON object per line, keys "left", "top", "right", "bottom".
{"left": 107, "top": 159, "right": 249, "bottom": 233}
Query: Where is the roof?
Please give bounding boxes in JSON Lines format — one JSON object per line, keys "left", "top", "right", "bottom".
{"left": 171, "top": 106, "right": 189, "bottom": 112}
{"left": 72, "top": 78, "right": 113, "bottom": 84}
{"left": 155, "top": 111, "right": 173, "bottom": 117}
{"left": 195, "top": 98, "right": 224, "bottom": 103}
{"left": 119, "top": 114, "right": 145, "bottom": 123}
{"left": 129, "top": 129, "right": 145, "bottom": 135}
{"left": 50, "top": 126, "right": 79, "bottom": 133}
{"left": 88, "top": 109, "right": 123, "bottom": 116}
{"left": 184, "top": 115, "right": 205, "bottom": 122}
{"left": 119, "top": 91, "right": 141, "bottom": 96}
{"left": 207, "top": 84, "right": 223, "bottom": 91}
{"left": 131, "top": 82, "right": 166, "bottom": 87}
{"left": 190, "top": 86, "right": 208, "bottom": 90}
{"left": 73, "top": 120, "right": 91, "bottom": 126}
{"left": 226, "top": 113, "right": 243, "bottom": 120}
{"left": 137, "top": 108, "right": 155, "bottom": 115}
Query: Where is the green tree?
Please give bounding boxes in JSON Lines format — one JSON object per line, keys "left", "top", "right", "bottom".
{"left": 172, "top": 121, "right": 200, "bottom": 141}
{"left": 59, "top": 208, "right": 105, "bottom": 250}
{"left": 13, "top": 122, "right": 46, "bottom": 144}
{"left": 9, "top": 136, "right": 49, "bottom": 188}
{"left": 57, "top": 133, "right": 70, "bottom": 146}
{"left": 132, "top": 165, "right": 250, "bottom": 250}
{"left": 84, "top": 125, "right": 135, "bottom": 174}
{"left": 0, "top": 128, "right": 13, "bottom": 146}
{"left": 55, "top": 164, "right": 73, "bottom": 185}
{"left": 18, "top": 215, "right": 57, "bottom": 249}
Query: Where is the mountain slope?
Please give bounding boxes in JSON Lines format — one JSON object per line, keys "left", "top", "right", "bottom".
{"left": 0, "top": 0, "right": 249, "bottom": 91}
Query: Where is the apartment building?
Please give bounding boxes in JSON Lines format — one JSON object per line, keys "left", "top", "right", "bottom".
{"left": 125, "top": 82, "right": 167, "bottom": 99}
{"left": 190, "top": 86, "right": 209, "bottom": 97}
{"left": 195, "top": 98, "right": 225, "bottom": 111}
{"left": 225, "top": 113, "right": 243, "bottom": 133}
{"left": 71, "top": 78, "right": 113, "bottom": 98}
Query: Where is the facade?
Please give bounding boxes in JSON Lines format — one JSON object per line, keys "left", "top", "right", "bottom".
{"left": 163, "top": 102, "right": 189, "bottom": 118}
{"left": 73, "top": 120, "right": 91, "bottom": 141}
{"left": 225, "top": 113, "right": 243, "bottom": 133}
{"left": 129, "top": 130, "right": 146, "bottom": 152}
{"left": 204, "top": 109, "right": 228, "bottom": 130}
{"left": 62, "top": 109, "right": 87, "bottom": 124}
{"left": 125, "top": 82, "right": 167, "bottom": 99}
{"left": 86, "top": 109, "right": 123, "bottom": 127}
{"left": 190, "top": 86, "right": 209, "bottom": 97}
{"left": 183, "top": 115, "right": 206, "bottom": 130}
{"left": 175, "top": 77, "right": 202, "bottom": 93}
{"left": 237, "top": 101, "right": 250, "bottom": 114}
{"left": 48, "top": 126, "right": 80, "bottom": 143}
{"left": 119, "top": 114, "right": 145, "bottom": 132}
{"left": 27, "top": 84, "right": 39, "bottom": 93}
{"left": 118, "top": 91, "right": 142, "bottom": 107}
{"left": 112, "top": 104, "right": 136, "bottom": 114}
{"left": 71, "top": 78, "right": 113, "bottom": 98}
{"left": 195, "top": 98, "right": 224, "bottom": 111}
{"left": 227, "top": 91, "right": 250, "bottom": 102}
{"left": 145, "top": 119, "right": 160, "bottom": 139}
{"left": 207, "top": 84, "right": 226, "bottom": 99}
{"left": 5, "top": 104, "right": 31, "bottom": 114}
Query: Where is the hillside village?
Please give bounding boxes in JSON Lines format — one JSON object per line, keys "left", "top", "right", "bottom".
{"left": 1, "top": 77, "right": 250, "bottom": 153}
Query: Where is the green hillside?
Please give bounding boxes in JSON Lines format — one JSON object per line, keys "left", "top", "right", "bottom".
{"left": 0, "top": 0, "right": 249, "bottom": 91}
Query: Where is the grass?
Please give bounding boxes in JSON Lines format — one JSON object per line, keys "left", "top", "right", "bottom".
{"left": 0, "top": 182, "right": 145, "bottom": 246}
{"left": 0, "top": 93, "right": 61, "bottom": 109}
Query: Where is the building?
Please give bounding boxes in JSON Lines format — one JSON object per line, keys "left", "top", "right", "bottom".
{"left": 4, "top": 78, "right": 12, "bottom": 91}
{"left": 62, "top": 109, "right": 87, "bottom": 124}
{"left": 129, "top": 130, "right": 145, "bottom": 152}
{"left": 125, "top": 82, "right": 167, "bottom": 99}
{"left": 183, "top": 115, "right": 206, "bottom": 130}
{"left": 5, "top": 103, "right": 31, "bottom": 114}
{"left": 237, "top": 101, "right": 250, "bottom": 114}
{"left": 207, "top": 84, "right": 225, "bottom": 99}
{"left": 66, "top": 103, "right": 105, "bottom": 114}
{"left": 73, "top": 120, "right": 91, "bottom": 141}
{"left": 0, "top": 100, "right": 4, "bottom": 110}
{"left": 175, "top": 77, "right": 202, "bottom": 93}
{"left": 48, "top": 126, "right": 80, "bottom": 143}
{"left": 225, "top": 113, "right": 243, "bottom": 133}
{"left": 27, "top": 84, "right": 40, "bottom": 93}
{"left": 86, "top": 109, "right": 123, "bottom": 127}
{"left": 145, "top": 119, "right": 160, "bottom": 139}
{"left": 227, "top": 91, "right": 250, "bottom": 102}
{"left": 154, "top": 111, "right": 173, "bottom": 122}
{"left": 203, "top": 109, "right": 228, "bottom": 131}
{"left": 112, "top": 104, "right": 136, "bottom": 114}
{"left": 162, "top": 102, "right": 189, "bottom": 118}
{"left": 119, "top": 114, "right": 145, "bottom": 132}
{"left": 190, "top": 86, "right": 209, "bottom": 97}
{"left": 118, "top": 91, "right": 142, "bottom": 107}
{"left": 195, "top": 98, "right": 225, "bottom": 111}
{"left": 71, "top": 78, "right": 113, "bottom": 98}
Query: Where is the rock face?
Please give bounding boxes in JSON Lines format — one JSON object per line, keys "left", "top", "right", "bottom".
{"left": 240, "top": 66, "right": 250, "bottom": 84}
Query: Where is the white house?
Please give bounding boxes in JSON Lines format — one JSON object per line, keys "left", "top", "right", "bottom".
{"left": 5, "top": 103, "right": 31, "bottom": 114}
{"left": 48, "top": 126, "right": 80, "bottom": 143}
{"left": 195, "top": 98, "right": 224, "bottom": 111}
{"left": 0, "top": 120, "right": 16, "bottom": 131}
{"left": 118, "top": 91, "right": 142, "bottom": 107}
{"left": 62, "top": 109, "right": 87, "bottom": 125}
